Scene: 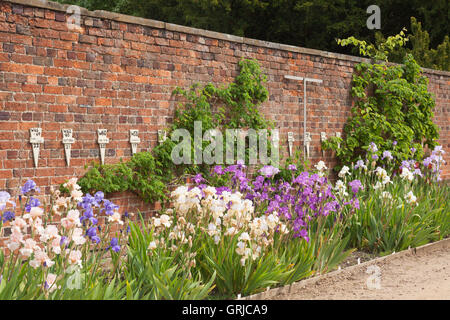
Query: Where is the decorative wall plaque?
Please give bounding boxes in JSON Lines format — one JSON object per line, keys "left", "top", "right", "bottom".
{"left": 97, "top": 129, "right": 109, "bottom": 165}
{"left": 29, "top": 128, "right": 44, "bottom": 167}
{"left": 304, "top": 132, "right": 312, "bottom": 159}
{"left": 157, "top": 130, "right": 166, "bottom": 144}
{"left": 287, "top": 132, "right": 294, "bottom": 157}
{"left": 62, "top": 129, "right": 75, "bottom": 166}
{"left": 129, "top": 129, "right": 140, "bottom": 155}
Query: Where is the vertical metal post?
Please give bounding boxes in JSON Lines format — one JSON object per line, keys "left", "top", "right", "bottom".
{"left": 303, "top": 78, "right": 307, "bottom": 161}
{"left": 284, "top": 75, "right": 323, "bottom": 161}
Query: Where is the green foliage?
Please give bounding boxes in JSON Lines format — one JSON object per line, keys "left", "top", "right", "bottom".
{"left": 274, "top": 150, "right": 309, "bottom": 183}
{"left": 78, "top": 59, "right": 272, "bottom": 200}
{"left": 343, "top": 171, "right": 449, "bottom": 255}
{"left": 198, "top": 232, "right": 292, "bottom": 298}
{"left": 377, "top": 18, "right": 450, "bottom": 71}
{"left": 337, "top": 29, "right": 409, "bottom": 62}
{"left": 168, "top": 58, "right": 273, "bottom": 172}
{"left": 328, "top": 32, "right": 439, "bottom": 168}
{"left": 308, "top": 214, "right": 354, "bottom": 274}
{"left": 78, "top": 152, "right": 168, "bottom": 203}
{"left": 126, "top": 219, "right": 216, "bottom": 300}
{"left": 78, "top": 59, "right": 271, "bottom": 202}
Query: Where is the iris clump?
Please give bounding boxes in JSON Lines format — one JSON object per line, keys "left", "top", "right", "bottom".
{"left": 0, "top": 143, "right": 447, "bottom": 300}
{"left": 342, "top": 143, "right": 449, "bottom": 254}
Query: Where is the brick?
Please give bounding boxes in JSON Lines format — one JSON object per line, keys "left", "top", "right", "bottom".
{"left": 79, "top": 35, "right": 96, "bottom": 44}
{"left": 0, "top": 0, "right": 446, "bottom": 203}
{"left": 2, "top": 43, "right": 14, "bottom": 52}
{"left": 22, "top": 84, "right": 41, "bottom": 93}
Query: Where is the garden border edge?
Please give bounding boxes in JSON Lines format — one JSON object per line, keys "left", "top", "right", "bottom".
{"left": 238, "top": 237, "right": 450, "bottom": 300}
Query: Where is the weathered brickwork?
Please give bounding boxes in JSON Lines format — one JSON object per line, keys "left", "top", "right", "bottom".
{"left": 0, "top": 0, "right": 449, "bottom": 221}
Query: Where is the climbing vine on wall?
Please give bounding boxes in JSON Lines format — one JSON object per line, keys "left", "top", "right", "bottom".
{"left": 76, "top": 59, "right": 273, "bottom": 202}
{"left": 323, "top": 31, "right": 439, "bottom": 169}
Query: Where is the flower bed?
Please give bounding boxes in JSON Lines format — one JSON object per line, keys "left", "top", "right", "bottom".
{"left": 0, "top": 144, "right": 448, "bottom": 300}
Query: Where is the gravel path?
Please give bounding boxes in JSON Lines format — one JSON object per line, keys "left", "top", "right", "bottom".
{"left": 270, "top": 243, "right": 450, "bottom": 300}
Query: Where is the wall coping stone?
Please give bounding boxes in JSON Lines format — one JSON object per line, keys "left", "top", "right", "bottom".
{"left": 4, "top": 0, "right": 450, "bottom": 77}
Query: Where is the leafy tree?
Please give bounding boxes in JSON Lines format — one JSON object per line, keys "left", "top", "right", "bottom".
{"left": 55, "top": 0, "right": 449, "bottom": 70}
{"left": 376, "top": 17, "right": 450, "bottom": 71}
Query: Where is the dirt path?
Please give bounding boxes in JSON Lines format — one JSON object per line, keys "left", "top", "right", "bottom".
{"left": 270, "top": 243, "right": 450, "bottom": 300}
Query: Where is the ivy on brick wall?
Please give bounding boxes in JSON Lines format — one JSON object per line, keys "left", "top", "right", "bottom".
{"left": 76, "top": 59, "right": 273, "bottom": 202}
{"left": 323, "top": 31, "right": 439, "bottom": 169}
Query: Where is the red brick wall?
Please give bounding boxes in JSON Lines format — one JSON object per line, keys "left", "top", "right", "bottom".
{"left": 0, "top": 0, "right": 449, "bottom": 216}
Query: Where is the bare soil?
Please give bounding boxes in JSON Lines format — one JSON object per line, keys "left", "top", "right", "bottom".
{"left": 270, "top": 244, "right": 450, "bottom": 300}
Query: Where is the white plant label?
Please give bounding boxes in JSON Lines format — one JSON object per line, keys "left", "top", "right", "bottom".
{"left": 320, "top": 132, "right": 327, "bottom": 157}
{"left": 129, "top": 129, "right": 140, "bottom": 155}
{"left": 335, "top": 132, "right": 342, "bottom": 149}
{"left": 158, "top": 130, "right": 167, "bottom": 144}
{"left": 304, "top": 132, "right": 312, "bottom": 159}
{"left": 287, "top": 132, "right": 294, "bottom": 157}
{"left": 29, "top": 128, "right": 44, "bottom": 167}
{"left": 97, "top": 129, "right": 109, "bottom": 165}
{"left": 62, "top": 129, "right": 75, "bottom": 166}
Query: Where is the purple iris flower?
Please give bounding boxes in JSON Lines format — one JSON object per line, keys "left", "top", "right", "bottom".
{"left": 21, "top": 180, "right": 40, "bottom": 195}
{"left": 2, "top": 211, "right": 15, "bottom": 223}
{"left": 259, "top": 165, "right": 280, "bottom": 178}
{"left": 25, "top": 197, "right": 40, "bottom": 213}
{"left": 400, "top": 160, "right": 411, "bottom": 170}
{"left": 423, "top": 156, "right": 432, "bottom": 167}
{"left": 215, "top": 186, "right": 231, "bottom": 195}
{"left": 225, "top": 164, "right": 238, "bottom": 173}
{"left": 368, "top": 142, "right": 378, "bottom": 153}
{"left": 236, "top": 160, "right": 246, "bottom": 169}
{"left": 323, "top": 201, "right": 338, "bottom": 216}
{"left": 213, "top": 165, "right": 224, "bottom": 175}
{"left": 348, "top": 180, "right": 362, "bottom": 194}
{"left": 393, "top": 140, "right": 397, "bottom": 146}
{"left": 107, "top": 237, "right": 120, "bottom": 252}
{"left": 253, "top": 176, "right": 265, "bottom": 190}
{"left": 60, "top": 236, "right": 70, "bottom": 249}
{"left": 354, "top": 159, "right": 365, "bottom": 169}
{"left": 351, "top": 198, "right": 360, "bottom": 210}
{"left": 79, "top": 193, "right": 95, "bottom": 208}
{"left": 80, "top": 207, "right": 98, "bottom": 225}
{"left": 101, "top": 199, "right": 119, "bottom": 216}
{"left": 193, "top": 174, "right": 204, "bottom": 184}
{"left": 293, "top": 172, "right": 309, "bottom": 185}
{"left": 94, "top": 191, "right": 104, "bottom": 204}
{"left": 414, "top": 168, "right": 423, "bottom": 177}
{"left": 288, "top": 164, "right": 297, "bottom": 171}
{"left": 382, "top": 151, "right": 393, "bottom": 161}
{"left": 86, "top": 227, "right": 101, "bottom": 244}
